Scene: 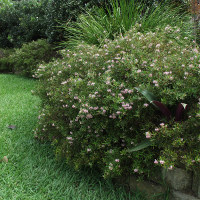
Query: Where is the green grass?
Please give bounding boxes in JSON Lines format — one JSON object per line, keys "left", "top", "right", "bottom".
{"left": 0, "top": 74, "right": 149, "bottom": 200}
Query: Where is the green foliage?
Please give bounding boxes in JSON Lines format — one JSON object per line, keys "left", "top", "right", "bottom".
{"left": 41, "top": 0, "right": 104, "bottom": 44}
{"left": 0, "top": 0, "right": 105, "bottom": 48}
{"left": 0, "top": 0, "right": 13, "bottom": 7}
{"left": 0, "top": 0, "right": 47, "bottom": 48}
{"left": 34, "top": 25, "right": 200, "bottom": 178}
{"left": 0, "top": 48, "right": 15, "bottom": 72}
{"left": 8, "top": 39, "right": 56, "bottom": 77}
{"left": 128, "top": 140, "right": 153, "bottom": 152}
{"left": 62, "top": 0, "right": 193, "bottom": 48}
{"left": 151, "top": 106, "right": 200, "bottom": 170}
{"left": 135, "top": 87, "right": 157, "bottom": 103}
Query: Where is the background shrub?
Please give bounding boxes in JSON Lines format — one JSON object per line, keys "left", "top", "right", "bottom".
{"left": 41, "top": 0, "right": 106, "bottom": 44}
{"left": 0, "top": 0, "right": 13, "bottom": 7}
{"left": 34, "top": 25, "right": 200, "bottom": 178}
{"left": 9, "top": 39, "right": 57, "bottom": 77}
{"left": 0, "top": 0, "right": 106, "bottom": 48}
{"left": 0, "top": 0, "right": 46, "bottom": 48}
{"left": 0, "top": 48, "right": 15, "bottom": 72}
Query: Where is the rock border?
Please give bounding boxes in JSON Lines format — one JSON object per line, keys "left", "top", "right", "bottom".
{"left": 114, "top": 168, "right": 200, "bottom": 200}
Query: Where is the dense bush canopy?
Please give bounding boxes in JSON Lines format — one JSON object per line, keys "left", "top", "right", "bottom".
{"left": 0, "top": 39, "right": 56, "bottom": 75}
{"left": 34, "top": 25, "right": 200, "bottom": 178}
{"left": 0, "top": 0, "right": 46, "bottom": 48}
{"left": 0, "top": 0, "right": 104, "bottom": 48}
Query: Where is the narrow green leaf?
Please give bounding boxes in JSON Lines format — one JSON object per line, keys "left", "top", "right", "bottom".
{"left": 135, "top": 87, "right": 157, "bottom": 103}
{"left": 128, "top": 140, "right": 152, "bottom": 152}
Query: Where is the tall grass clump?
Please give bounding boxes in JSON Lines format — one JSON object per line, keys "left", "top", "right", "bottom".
{"left": 62, "top": 0, "right": 193, "bottom": 48}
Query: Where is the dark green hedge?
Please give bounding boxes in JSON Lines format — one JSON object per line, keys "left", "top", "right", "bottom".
{"left": 0, "top": 0, "right": 106, "bottom": 48}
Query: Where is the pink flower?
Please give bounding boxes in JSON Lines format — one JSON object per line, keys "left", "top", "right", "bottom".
{"left": 87, "top": 148, "right": 91, "bottom": 152}
{"left": 163, "top": 72, "right": 170, "bottom": 75}
{"left": 189, "top": 64, "right": 194, "bottom": 68}
{"left": 145, "top": 132, "right": 151, "bottom": 139}
{"left": 109, "top": 114, "right": 116, "bottom": 119}
{"left": 156, "top": 44, "right": 161, "bottom": 48}
{"left": 160, "top": 160, "right": 165, "bottom": 165}
{"left": 112, "top": 114, "right": 116, "bottom": 119}
{"left": 144, "top": 103, "right": 149, "bottom": 107}
{"left": 153, "top": 80, "right": 158, "bottom": 84}
{"left": 115, "top": 159, "right": 120, "bottom": 162}
{"left": 61, "top": 81, "right": 68, "bottom": 85}
{"left": 86, "top": 114, "right": 93, "bottom": 119}
{"left": 134, "top": 169, "right": 138, "bottom": 173}
{"left": 82, "top": 109, "right": 88, "bottom": 113}
{"left": 106, "top": 81, "right": 111, "bottom": 85}
{"left": 148, "top": 43, "right": 153, "bottom": 48}
{"left": 193, "top": 48, "right": 198, "bottom": 53}
{"left": 128, "top": 90, "right": 133, "bottom": 94}
{"left": 160, "top": 123, "right": 165, "bottom": 127}
{"left": 154, "top": 159, "right": 158, "bottom": 164}
{"left": 109, "top": 166, "right": 113, "bottom": 170}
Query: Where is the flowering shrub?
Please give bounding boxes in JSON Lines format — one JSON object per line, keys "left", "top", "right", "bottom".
{"left": 34, "top": 25, "right": 200, "bottom": 178}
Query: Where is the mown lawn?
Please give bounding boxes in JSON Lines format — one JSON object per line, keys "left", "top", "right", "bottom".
{"left": 0, "top": 74, "right": 148, "bottom": 200}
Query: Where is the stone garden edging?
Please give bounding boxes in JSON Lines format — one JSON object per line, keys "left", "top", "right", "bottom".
{"left": 114, "top": 168, "right": 200, "bottom": 200}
